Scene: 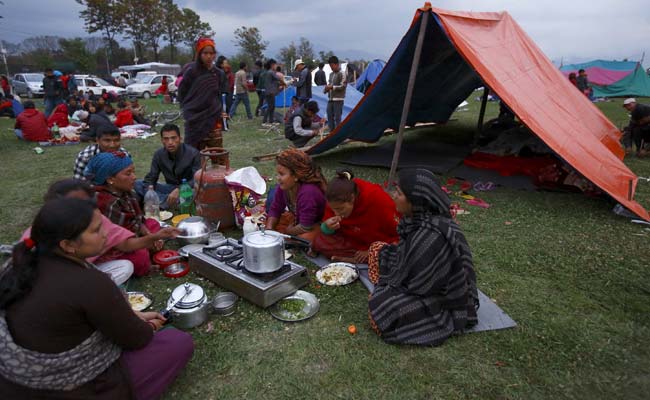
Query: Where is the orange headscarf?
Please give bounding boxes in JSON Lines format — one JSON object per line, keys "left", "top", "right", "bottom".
{"left": 195, "top": 37, "right": 216, "bottom": 59}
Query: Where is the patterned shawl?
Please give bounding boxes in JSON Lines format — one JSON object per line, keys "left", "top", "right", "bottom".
{"left": 369, "top": 168, "right": 479, "bottom": 346}
{"left": 178, "top": 61, "right": 222, "bottom": 149}
{"left": 0, "top": 312, "right": 120, "bottom": 390}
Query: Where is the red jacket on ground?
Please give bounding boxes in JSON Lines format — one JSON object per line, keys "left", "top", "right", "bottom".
{"left": 15, "top": 108, "right": 50, "bottom": 142}
{"left": 114, "top": 109, "right": 134, "bottom": 127}
{"left": 47, "top": 103, "right": 70, "bottom": 128}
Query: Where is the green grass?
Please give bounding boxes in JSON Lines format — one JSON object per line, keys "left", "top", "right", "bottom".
{"left": 1, "top": 94, "right": 650, "bottom": 399}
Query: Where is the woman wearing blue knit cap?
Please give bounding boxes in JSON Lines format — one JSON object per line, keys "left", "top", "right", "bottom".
{"left": 85, "top": 152, "right": 176, "bottom": 276}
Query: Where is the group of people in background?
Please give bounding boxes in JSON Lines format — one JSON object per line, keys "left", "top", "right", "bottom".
{"left": 568, "top": 68, "right": 593, "bottom": 99}
{"left": 179, "top": 35, "right": 348, "bottom": 151}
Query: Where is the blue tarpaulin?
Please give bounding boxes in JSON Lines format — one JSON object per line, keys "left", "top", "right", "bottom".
{"left": 275, "top": 85, "right": 364, "bottom": 121}
{"left": 356, "top": 59, "right": 386, "bottom": 93}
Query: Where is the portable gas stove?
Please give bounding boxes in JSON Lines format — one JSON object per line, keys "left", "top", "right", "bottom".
{"left": 189, "top": 238, "right": 310, "bottom": 308}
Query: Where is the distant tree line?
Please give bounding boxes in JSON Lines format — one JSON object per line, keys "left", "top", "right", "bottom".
{"left": 2, "top": 1, "right": 369, "bottom": 79}
{"left": 76, "top": 0, "right": 212, "bottom": 68}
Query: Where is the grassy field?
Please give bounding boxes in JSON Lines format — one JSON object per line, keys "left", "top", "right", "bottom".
{"left": 1, "top": 94, "right": 649, "bottom": 400}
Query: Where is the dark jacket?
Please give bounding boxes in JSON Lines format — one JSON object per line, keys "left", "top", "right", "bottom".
{"left": 143, "top": 143, "right": 201, "bottom": 187}
{"left": 295, "top": 68, "right": 312, "bottom": 98}
{"left": 265, "top": 70, "right": 281, "bottom": 96}
{"left": 314, "top": 69, "right": 327, "bottom": 86}
{"left": 87, "top": 111, "right": 116, "bottom": 139}
{"left": 285, "top": 108, "right": 313, "bottom": 140}
{"left": 42, "top": 75, "right": 62, "bottom": 98}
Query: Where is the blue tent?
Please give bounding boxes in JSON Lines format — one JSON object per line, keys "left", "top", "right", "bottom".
{"left": 274, "top": 86, "right": 296, "bottom": 107}
{"left": 274, "top": 85, "right": 364, "bottom": 121}
{"left": 355, "top": 59, "right": 386, "bottom": 93}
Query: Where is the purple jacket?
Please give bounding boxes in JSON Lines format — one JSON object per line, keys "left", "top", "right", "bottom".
{"left": 268, "top": 183, "right": 326, "bottom": 228}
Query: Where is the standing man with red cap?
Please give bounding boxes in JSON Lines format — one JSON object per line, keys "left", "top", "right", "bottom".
{"left": 177, "top": 37, "right": 223, "bottom": 150}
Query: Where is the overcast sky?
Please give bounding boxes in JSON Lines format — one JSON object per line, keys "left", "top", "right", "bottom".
{"left": 1, "top": 0, "right": 648, "bottom": 66}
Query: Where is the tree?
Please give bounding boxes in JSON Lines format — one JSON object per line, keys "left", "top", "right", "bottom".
{"left": 118, "top": 0, "right": 158, "bottom": 62}
{"left": 160, "top": 0, "right": 184, "bottom": 62}
{"left": 233, "top": 26, "right": 268, "bottom": 62}
{"left": 318, "top": 50, "right": 335, "bottom": 63}
{"left": 59, "top": 38, "right": 96, "bottom": 73}
{"left": 297, "top": 37, "right": 315, "bottom": 64}
{"left": 76, "top": 0, "right": 124, "bottom": 71}
{"left": 83, "top": 37, "right": 107, "bottom": 53}
{"left": 278, "top": 41, "right": 297, "bottom": 72}
{"left": 180, "top": 8, "right": 214, "bottom": 52}
{"left": 21, "top": 36, "right": 62, "bottom": 54}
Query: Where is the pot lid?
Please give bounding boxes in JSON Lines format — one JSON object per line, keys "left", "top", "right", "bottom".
{"left": 170, "top": 283, "right": 205, "bottom": 309}
{"left": 244, "top": 231, "right": 283, "bottom": 246}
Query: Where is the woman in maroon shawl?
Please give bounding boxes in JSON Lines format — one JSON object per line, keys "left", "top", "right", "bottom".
{"left": 177, "top": 37, "right": 223, "bottom": 149}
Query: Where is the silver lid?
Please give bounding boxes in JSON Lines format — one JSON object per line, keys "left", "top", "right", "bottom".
{"left": 243, "top": 230, "right": 283, "bottom": 248}
{"left": 170, "top": 283, "right": 206, "bottom": 309}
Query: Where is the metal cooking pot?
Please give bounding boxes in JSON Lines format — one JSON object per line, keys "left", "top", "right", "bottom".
{"left": 242, "top": 230, "right": 285, "bottom": 274}
{"left": 166, "top": 282, "right": 210, "bottom": 329}
{"left": 175, "top": 216, "right": 212, "bottom": 245}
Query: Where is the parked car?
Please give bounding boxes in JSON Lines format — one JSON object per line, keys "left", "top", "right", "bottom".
{"left": 74, "top": 74, "right": 127, "bottom": 97}
{"left": 126, "top": 74, "right": 176, "bottom": 99}
{"left": 11, "top": 73, "right": 45, "bottom": 98}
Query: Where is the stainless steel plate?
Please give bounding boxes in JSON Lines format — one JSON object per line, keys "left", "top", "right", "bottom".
{"left": 269, "top": 290, "right": 319, "bottom": 322}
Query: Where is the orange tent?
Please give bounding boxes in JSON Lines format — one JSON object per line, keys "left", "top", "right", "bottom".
{"left": 308, "top": 3, "right": 648, "bottom": 220}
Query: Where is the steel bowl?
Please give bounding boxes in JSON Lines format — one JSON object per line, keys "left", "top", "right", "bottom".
{"left": 212, "top": 292, "right": 238, "bottom": 316}
{"left": 176, "top": 216, "right": 210, "bottom": 244}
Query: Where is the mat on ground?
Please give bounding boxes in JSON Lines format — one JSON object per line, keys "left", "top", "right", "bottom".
{"left": 305, "top": 253, "right": 516, "bottom": 333}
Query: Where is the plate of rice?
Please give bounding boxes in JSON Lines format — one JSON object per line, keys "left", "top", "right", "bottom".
{"left": 316, "top": 262, "right": 358, "bottom": 286}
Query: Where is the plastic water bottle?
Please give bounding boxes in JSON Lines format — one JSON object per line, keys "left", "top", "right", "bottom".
{"left": 144, "top": 185, "right": 160, "bottom": 219}
{"left": 178, "top": 179, "right": 193, "bottom": 215}
{"left": 52, "top": 123, "right": 60, "bottom": 139}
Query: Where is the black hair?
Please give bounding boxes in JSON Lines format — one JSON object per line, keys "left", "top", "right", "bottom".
{"left": 117, "top": 100, "right": 127, "bottom": 109}
{"left": 23, "top": 100, "right": 35, "bottom": 109}
{"left": 44, "top": 179, "right": 93, "bottom": 202}
{"left": 216, "top": 55, "right": 227, "bottom": 67}
{"left": 96, "top": 126, "right": 121, "bottom": 138}
{"left": 326, "top": 169, "right": 357, "bottom": 203}
{"left": 160, "top": 123, "right": 181, "bottom": 137}
{"left": 255, "top": 60, "right": 263, "bottom": 67}
{"left": 275, "top": 66, "right": 281, "bottom": 72}
{"left": 264, "top": 60, "right": 271, "bottom": 70}
{"left": 319, "top": 62, "right": 325, "bottom": 69}
{"left": 0, "top": 199, "right": 96, "bottom": 309}
{"left": 239, "top": 61, "right": 247, "bottom": 69}
{"left": 578, "top": 69, "right": 585, "bottom": 73}
{"left": 305, "top": 100, "right": 319, "bottom": 114}
{"left": 291, "top": 95, "right": 299, "bottom": 102}
{"left": 67, "top": 95, "right": 77, "bottom": 102}
{"left": 268, "top": 58, "right": 277, "bottom": 66}
{"left": 328, "top": 56, "right": 339, "bottom": 64}
{"left": 44, "top": 68, "right": 53, "bottom": 73}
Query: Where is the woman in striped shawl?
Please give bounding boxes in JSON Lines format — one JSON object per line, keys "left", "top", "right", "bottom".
{"left": 368, "top": 168, "right": 479, "bottom": 346}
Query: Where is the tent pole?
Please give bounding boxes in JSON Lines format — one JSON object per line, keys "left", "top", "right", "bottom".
{"left": 472, "top": 86, "right": 490, "bottom": 147}
{"left": 388, "top": 9, "right": 429, "bottom": 184}
{"left": 477, "top": 86, "right": 489, "bottom": 131}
